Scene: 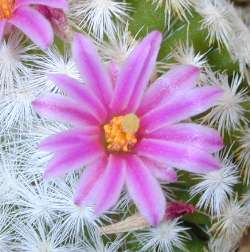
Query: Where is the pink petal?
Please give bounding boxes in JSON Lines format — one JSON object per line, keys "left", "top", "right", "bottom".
{"left": 10, "top": 6, "right": 53, "bottom": 49}
{"left": 111, "top": 31, "right": 162, "bottom": 114}
{"left": 146, "top": 123, "right": 223, "bottom": 153}
{"left": 108, "top": 61, "right": 120, "bottom": 87}
{"left": 74, "top": 157, "right": 107, "bottom": 206}
{"left": 142, "top": 157, "right": 177, "bottom": 182}
{"left": 166, "top": 201, "right": 196, "bottom": 220}
{"left": 141, "top": 87, "right": 223, "bottom": 133}
{"left": 138, "top": 65, "right": 200, "bottom": 115}
{"left": 72, "top": 33, "right": 113, "bottom": 106}
{"left": 15, "top": 0, "right": 68, "bottom": 11}
{"left": 0, "top": 20, "right": 6, "bottom": 42}
{"left": 126, "top": 155, "right": 166, "bottom": 225}
{"left": 49, "top": 74, "right": 107, "bottom": 122}
{"left": 40, "top": 128, "right": 99, "bottom": 152}
{"left": 136, "top": 138, "right": 221, "bottom": 173}
{"left": 44, "top": 141, "right": 104, "bottom": 178}
{"left": 94, "top": 155, "right": 126, "bottom": 215}
{"left": 32, "top": 94, "right": 99, "bottom": 126}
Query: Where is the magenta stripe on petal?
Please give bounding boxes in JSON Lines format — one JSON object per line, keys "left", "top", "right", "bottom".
{"left": 40, "top": 128, "right": 99, "bottom": 152}
{"left": 142, "top": 157, "right": 177, "bottom": 182}
{"left": 146, "top": 123, "right": 223, "bottom": 153}
{"left": 141, "top": 86, "right": 223, "bottom": 133}
{"left": 107, "top": 61, "right": 120, "bottom": 87}
{"left": 44, "top": 142, "right": 104, "bottom": 178}
{"left": 0, "top": 20, "right": 6, "bottom": 42}
{"left": 110, "top": 37, "right": 151, "bottom": 113}
{"left": 15, "top": 0, "right": 68, "bottom": 11}
{"left": 32, "top": 94, "right": 99, "bottom": 126}
{"left": 111, "top": 31, "right": 162, "bottom": 114}
{"left": 10, "top": 6, "right": 53, "bottom": 49}
{"left": 72, "top": 33, "right": 113, "bottom": 106}
{"left": 138, "top": 65, "right": 200, "bottom": 115}
{"left": 136, "top": 138, "right": 221, "bottom": 173}
{"left": 126, "top": 155, "right": 166, "bottom": 225}
{"left": 127, "top": 32, "right": 162, "bottom": 112}
{"left": 94, "top": 155, "right": 126, "bottom": 215}
{"left": 74, "top": 157, "right": 107, "bottom": 206}
{"left": 49, "top": 74, "right": 107, "bottom": 123}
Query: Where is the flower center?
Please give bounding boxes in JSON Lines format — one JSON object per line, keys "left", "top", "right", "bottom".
{"left": 0, "top": 0, "right": 15, "bottom": 20}
{"left": 103, "top": 113, "right": 140, "bottom": 153}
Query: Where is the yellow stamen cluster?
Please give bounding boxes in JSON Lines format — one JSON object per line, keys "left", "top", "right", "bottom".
{"left": 0, "top": 0, "right": 15, "bottom": 20}
{"left": 103, "top": 113, "right": 140, "bottom": 153}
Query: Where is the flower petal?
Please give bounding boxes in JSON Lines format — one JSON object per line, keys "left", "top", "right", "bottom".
{"left": 74, "top": 157, "right": 107, "bottom": 206}
{"left": 10, "top": 6, "right": 53, "bottom": 49}
{"left": 108, "top": 61, "right": 120, "bottom": 87}
{"left": 126, "top": 155, "right": 166, "bottom": 225}
{"left": 32, "top": 94, "right": 99, "bottom": 126}
{"left": 142, "top": 157, "right": 177, "bottom": 182}
{"left": 146, "top": 123, "right": 223, "bottom": 153}
{"left": 111, "top": 31, "right": 162, "bottom": 114}
{"left": 0, "top": 20, "right": 6, "bottom": 42}
{"left": 49, "top": 74, "right": 107, "bottom": 122}
{"left": 40, "top": 128, "right": 99, "bottom": 152}
{"left": 44, "top": 141, "right": 104, "bottom": 178}
{"left": 138, "top": 65, "right": 200, "bottom": 115}
{"left": 15, "top": 0, "right": 68, "bottom": 11}
{"left": 72, "top": 33, "right": 113, "bottom": 106}
{"left": 136, "top": 138, "right": 221, "bottom": 173}
{"left": 141, "top": 87, "right": 223, "bottom": 133}
{"left": 94, "top": 155, "right": 126, "bottom": 215}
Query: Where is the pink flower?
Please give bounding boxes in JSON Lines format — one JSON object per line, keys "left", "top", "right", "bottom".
{"left": 165, "top": 201, "right": 196, "bottom": 220}
{"left": 36, "top": 5, "right": 71, "bottom": 42}
{"left": 0, "top": 0, "right": 68, "bottom": 49}
{"left": 32, "top": 31, "right": 224, "bottom": 225}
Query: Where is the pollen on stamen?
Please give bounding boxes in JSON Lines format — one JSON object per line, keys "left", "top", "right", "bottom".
{"left": 103, "top": 113, "right": 140, "bottom": 153}
{"left": 0, "top": 0, "right": 15, "bottom": 20}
